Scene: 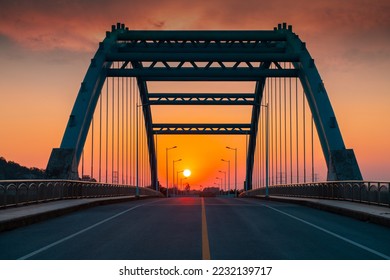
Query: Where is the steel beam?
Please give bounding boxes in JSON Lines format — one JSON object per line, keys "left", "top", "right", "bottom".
{"left": 117, "top": 30, "right": 287, "bottom": 41}
{"left": 116, "top": 44, "right": 286, "bottom": 54}
{"left": 107, "top": 68, "right": 299, "bottom": 80}
{"left": 153, "top": 124, "right": 251, "bottom": 135}
{"left": 106, "top": 53, "right": 299, "bottom": 62}
{"left": 148, "top": 93, "right": 254, "bottom": 105}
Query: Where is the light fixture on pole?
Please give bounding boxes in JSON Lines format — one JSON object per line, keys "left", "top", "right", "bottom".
{"left": 226, "top": 146, "right": 237, "bottom": 196}
{"left": 221, "top": 159, "right": 230, "bottom": 197}
{"left": 216, "top": 177, "right": 223, "bottom": 194}
{"left": 166, "top": 145, "right": 177, "bottom": 197}
{"left": 218, "top": 170, "right": 226, "bottom": 194}
{"left": 173, "top": 158, "right": 182, "bottom": 196}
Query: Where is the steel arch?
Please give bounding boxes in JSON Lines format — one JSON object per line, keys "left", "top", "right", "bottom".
{"left": 46, "top": 22, "right": 362, "bottom": 190}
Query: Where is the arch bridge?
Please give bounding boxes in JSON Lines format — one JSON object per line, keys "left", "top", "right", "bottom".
{"left": 46, "top": 22, "right": 362, "bottom": 191}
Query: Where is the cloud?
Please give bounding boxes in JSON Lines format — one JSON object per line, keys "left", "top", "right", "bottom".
{"left": 148, "top": 19, "right": 166, "bottom": 28}
{"left": 0, "top": 0, "right": 389, "bottom": 60}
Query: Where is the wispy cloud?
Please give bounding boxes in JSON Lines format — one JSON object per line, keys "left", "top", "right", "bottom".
{"left": 0, "top": 0, "right": 388, "bottom": 60}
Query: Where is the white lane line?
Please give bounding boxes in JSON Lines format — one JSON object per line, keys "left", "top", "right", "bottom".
{"left": 18, "top": 200, "right": 159, "bottom": 260}
{"left": 261, "top": 203, "right": 390, "bottom": 260}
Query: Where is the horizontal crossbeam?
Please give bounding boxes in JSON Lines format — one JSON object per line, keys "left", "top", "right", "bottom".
{"left": 106, "top": 53, "right": 299, "bottom": 62}
{"left": 152, "top": 123, "right": 251, "bottom": 135}
{"left": 106, "top": 68, "right": 299, "bottom": 81}
{"left": 116, "top": 30, "right": 287, "bottom": 41}
{"left": 115, "top": 44, "right": 285, "bottom": 54}
{"left": 148, "top": 93, "right": 254, "bottom": 105}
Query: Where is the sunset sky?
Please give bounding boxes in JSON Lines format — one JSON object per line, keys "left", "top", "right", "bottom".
{"left": 0, "top": 0, "right": 389, "bottom": 188}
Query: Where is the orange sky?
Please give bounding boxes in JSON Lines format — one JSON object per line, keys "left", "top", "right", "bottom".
{"left": 0, "top": 0, "right": 389, "bottom": 186}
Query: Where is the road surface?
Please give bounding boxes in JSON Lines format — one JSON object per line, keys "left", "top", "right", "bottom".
{"left": 1, "top": 197, "right": 390, "bottom": 259}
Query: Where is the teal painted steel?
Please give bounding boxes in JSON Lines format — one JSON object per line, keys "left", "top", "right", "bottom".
{"left": 47, "top": 22, "right": 362, "bottom": 188}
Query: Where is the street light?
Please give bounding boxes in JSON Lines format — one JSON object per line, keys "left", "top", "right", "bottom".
{"left": 261, "top": 103, "right": 269, "bottom": 198}
{"left": 216, "top": 177, "right": 223, "bottom": 194}
{"left": 177, "top": 170, "right": 184, "bottom": 194}
{"left": 218, "top": 170, "right": 226, "bottom": 194}
{"left": 181, "top": 177, "right": 187, "bottom": 193}
{"left": 221, "top": 159, "right": 230, "bottom": 197}
{"left": 166, "top": 145, "right": 177, "bottom": 197}
{"left": 226, "top": 146, "right": 237, "bottom": 196}
{"left": 136, "top": 102, "right": 157, "bottom": 195}
{"left": 173, "top": 159, "right": 182, "bottom": 196}
{"left": 136, "top": 104, "right": 146, "bottom": 197}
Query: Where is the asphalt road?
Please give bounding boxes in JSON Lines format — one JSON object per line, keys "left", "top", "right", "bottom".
{"left": 1, "top": 197, "right": 390, "bottom": 260}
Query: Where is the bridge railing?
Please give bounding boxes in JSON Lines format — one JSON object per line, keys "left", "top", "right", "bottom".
{"left": 0, "top": 180, "right": 163, "bottom": 209}
{"left": 242, "top": 181, "right": 390, "bottom": 207}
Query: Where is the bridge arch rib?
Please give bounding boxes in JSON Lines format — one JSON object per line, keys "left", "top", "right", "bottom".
{"left": 46, "top": 22, "right": 362, "bottom": 190}
{"left": 46, "top": 23, "right": 158, "bottom": 190}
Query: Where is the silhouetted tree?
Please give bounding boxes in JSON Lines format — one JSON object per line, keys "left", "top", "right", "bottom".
{"left": 0, "top": 156, "right": 45, "bottom": 180}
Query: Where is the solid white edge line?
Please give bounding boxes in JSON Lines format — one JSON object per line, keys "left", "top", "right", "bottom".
{"left": 18, "top": 200, "right": 159, "bottom": 260}
{"left": 261, "top": 203, "right": 390, "bottom": 260}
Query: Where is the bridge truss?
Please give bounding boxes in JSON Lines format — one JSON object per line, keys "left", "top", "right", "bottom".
{"left": 46, "top": 23, "right": 362, "bottom": 190}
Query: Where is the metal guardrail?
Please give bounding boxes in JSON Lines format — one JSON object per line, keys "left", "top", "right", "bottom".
{"left": 0, "top": 180, "right": 163, "bottom": 208}
{"left": 243, "top": 181, "right": 390, "bottom": 207}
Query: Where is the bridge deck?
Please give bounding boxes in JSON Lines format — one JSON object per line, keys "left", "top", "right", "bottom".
{"left": 1, "top": 197, "right": 390, "bottom": 260}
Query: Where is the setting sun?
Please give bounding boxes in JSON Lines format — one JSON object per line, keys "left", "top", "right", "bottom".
{"left": 183, "top": 169, "right": 191, "bottom": 177}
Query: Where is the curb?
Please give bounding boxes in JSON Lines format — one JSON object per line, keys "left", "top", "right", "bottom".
{"left": 0, "top": 196, "right": 158, "bottom": 233}
{"left": 253, "top": 196, "right": 390, "bottom": 228}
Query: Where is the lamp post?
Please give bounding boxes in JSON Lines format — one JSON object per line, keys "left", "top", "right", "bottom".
{"left": 261, "top": 103, "right": 269, "bottom": 198}
{"left": 135, "top": 104, "right": 144, "bottom": 197}
{"left": 166, "top": 145, "right": 177, "bottom": 197}
{"left": 173, "top": 159, "right": 182, "bottom": 196}
{"left": 221, "top": 159, "right": 230, "bottom": 197}
{"left": 136, "top": 103, "right": 154, "bottom": 196}
{"left": 216, "top": 177, "right": 223, "bottom": 194}
{"left": 154, "top": 134, "right": 158, "bottom": 191}
{"left": 181, "top": 177, "right": 187, "bottom": 193}
{"left": 213, "top": 182, "right": 219, "bottom": 192}
{"left": 226, "top": 146, "right": 237, "bottom": 196}
{"left": 177, "top": 170, "right": 184, "bottom": 195}
{"left": 218, "top": 170, "right": 226, "bottom": 194}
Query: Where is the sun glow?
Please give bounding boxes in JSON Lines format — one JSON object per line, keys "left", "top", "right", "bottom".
{"left": 183, "top": 169, "right": 191, "bottom": 177}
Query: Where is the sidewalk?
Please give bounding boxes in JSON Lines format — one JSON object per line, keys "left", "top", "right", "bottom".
{"left": 0, "top": 195, "right": 150, "bottom": 232}
{"left": 254, "top": 195, "right": 390, "bottom": 228}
